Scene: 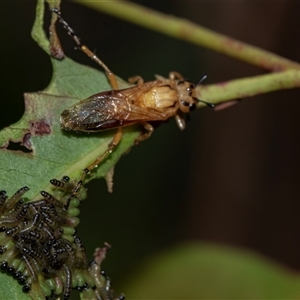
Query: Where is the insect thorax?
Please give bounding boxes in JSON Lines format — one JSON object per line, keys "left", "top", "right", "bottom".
{"left": 142, "top": 84, "right": 179, "bottom": 109}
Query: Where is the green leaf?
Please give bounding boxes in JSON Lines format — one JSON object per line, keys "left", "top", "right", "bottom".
{"left": 0, "top": 39, "right": 138, "bottom": 300}
{"left": 122, "top": 243, "right": 300, "bottom": 299}
{"left": 0, "top": 56, "right": 138, "bottom": 200}
{"left": 0, "top": 273, "right": 31, "bottom": 300}
{"left": 0, "top": 0, "right": 139, "bottom": 198}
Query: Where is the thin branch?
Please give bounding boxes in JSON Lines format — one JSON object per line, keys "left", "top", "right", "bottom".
{"left": 73, "top": 0, "right": 300, "bottom": 72}
{"left": 198, "top": 69, "right": 300, "bottom": 105}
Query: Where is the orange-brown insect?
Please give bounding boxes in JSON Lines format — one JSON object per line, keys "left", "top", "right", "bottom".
{"left": 53, "top": 9, "right": 213, "bottom": 193}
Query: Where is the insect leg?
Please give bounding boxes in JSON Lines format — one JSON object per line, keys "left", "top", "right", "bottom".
{"left": 136, "top": 122, "right": 154, "bottom": 143}
{"left": 169, "top": 71, "right": 184, "bottom": 80}
{"left": 84, "top": 128, "right": 123, "bottom": 175}
{"left": 65, "top": 128, "right": 122, "bottom": 201}
{"left": 64, "top": 128, "right": 123, "bottom": 205}
{"left": 80, "top": 45, "right": 119, "bottom": 90}
{"left": 128, "top": 76, "right": 144, "bottom": 85}
{"left": 52, "top": 8, "right": 119, "bottom": 90}
{"left": 175, "top": 114, "right": 186, "bottom": 131}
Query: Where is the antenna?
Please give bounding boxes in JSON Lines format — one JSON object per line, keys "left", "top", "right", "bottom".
{"left": 195, "top": 75, "right": 214, "bottom": 108}
{"left": 199, "top": 99, "right": 215, "bottom": 108}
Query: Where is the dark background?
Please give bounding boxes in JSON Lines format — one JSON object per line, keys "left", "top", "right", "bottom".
{"left": 1, "top": 0, "right": 300, "bottom": 297}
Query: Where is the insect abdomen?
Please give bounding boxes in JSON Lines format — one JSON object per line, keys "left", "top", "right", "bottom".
{"left": 61, "top": 91, "right": 131, "bottom": 132}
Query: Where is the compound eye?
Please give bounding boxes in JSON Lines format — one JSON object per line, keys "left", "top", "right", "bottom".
{"left": 189, "top": 103, "right": 196, "bottom": 111}
{"left": 186, "top": 84, "right": 195, "bottom": 96}
{"left": 180, "top": 100, "right": 196, "bottom": 111}
{"left": 180, "top": 100, "right": 190, "bottom": 107}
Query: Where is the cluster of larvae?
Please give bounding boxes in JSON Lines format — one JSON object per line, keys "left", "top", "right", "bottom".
{"left": 0, "top": 176, "right": 124, "bottom": 300}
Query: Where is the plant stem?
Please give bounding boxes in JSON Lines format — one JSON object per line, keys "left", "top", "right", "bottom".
{"left": 74, "top": 0, "right": 300, "bottom": 72}
{"left": 198, "top": 69, "right": 300, "bottom": 104}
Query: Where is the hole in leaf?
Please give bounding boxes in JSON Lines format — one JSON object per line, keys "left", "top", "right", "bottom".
{"left": 6, "top": 141, "right": 32, "bottom": 153}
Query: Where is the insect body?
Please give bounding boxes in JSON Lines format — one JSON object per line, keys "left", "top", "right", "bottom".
{"left": 61, "top": 72, "right": 200, "bottom": 134}
{"left": 53, "top": 8, "right": 213, "bottom": 194}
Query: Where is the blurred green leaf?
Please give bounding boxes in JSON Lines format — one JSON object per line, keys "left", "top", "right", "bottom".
{"left": 122, "top": 243, "right": 300, "bottom": 299}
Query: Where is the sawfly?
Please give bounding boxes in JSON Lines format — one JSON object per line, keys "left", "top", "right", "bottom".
{"left": 52, "top": 8, "right": 214, "bottom": 194}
